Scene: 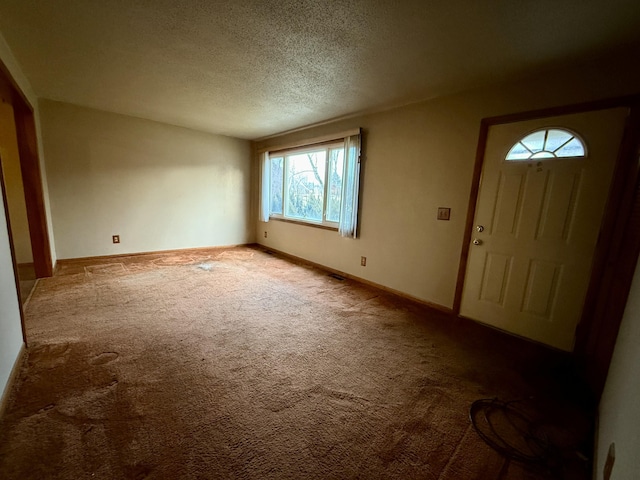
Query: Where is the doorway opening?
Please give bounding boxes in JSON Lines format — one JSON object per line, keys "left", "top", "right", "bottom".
{"left": 0, "top": 101, "right": 36, "bottom": 302}
{"left": 0, "top": 60, "right": 53, "bottom": 343}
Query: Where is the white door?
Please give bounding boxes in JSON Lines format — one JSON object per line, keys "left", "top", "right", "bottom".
{"left": 460, "top": 108, "right": 628, "bottom": 351}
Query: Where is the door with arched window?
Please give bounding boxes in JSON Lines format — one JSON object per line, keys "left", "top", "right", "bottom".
{"left": 459, "top": 108, "right": 628, "bottom": 351}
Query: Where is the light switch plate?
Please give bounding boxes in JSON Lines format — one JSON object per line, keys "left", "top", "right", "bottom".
{"left": 437, "top": 207, "right": 451, "bottom": 221}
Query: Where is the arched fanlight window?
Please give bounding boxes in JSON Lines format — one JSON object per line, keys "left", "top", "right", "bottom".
{"left": 505, "top": 128, "right": 586, "bottom": 161}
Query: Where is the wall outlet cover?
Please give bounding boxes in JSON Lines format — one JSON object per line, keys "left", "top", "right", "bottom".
{"left": 437, "top": 207, "right": 451, "bottom": 221}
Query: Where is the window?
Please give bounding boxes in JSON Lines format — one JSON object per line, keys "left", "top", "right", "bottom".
{"left": 505, "top": 128, "right": 586, "bottom": 161}
{"left": 259, "top": 129, "right": 361, "bottom": 238}
{"left": 269, "top": 143, "right": 344, "bottom": 227}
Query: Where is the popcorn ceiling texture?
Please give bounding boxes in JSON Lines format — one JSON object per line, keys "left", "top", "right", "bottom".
{"left": 0, "top": 246, "right": 593, "bottom": 479}
{"left": 0, "top": 0, "right": 639, "bottom": 138}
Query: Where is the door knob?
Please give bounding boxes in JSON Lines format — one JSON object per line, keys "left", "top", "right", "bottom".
{"left": 476, "top": 225, "right": 484, "bottom": 233}
{"left": 472, "top": 238, "right": 483, "bottom": 246}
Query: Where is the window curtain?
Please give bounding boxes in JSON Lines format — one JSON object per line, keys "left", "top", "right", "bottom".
{"left": 260, "top": 151, "right": 270, "bottom": 223}
{"left": 339, "top": 131, "right": 362, "bottom": 238}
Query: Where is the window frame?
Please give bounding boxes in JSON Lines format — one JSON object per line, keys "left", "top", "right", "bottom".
{"left": 268, "top": 140, "right": 345, "bottom": 229}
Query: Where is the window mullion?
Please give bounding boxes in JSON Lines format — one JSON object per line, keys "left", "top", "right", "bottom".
{"left": 322, "top": 147, "right": 330, "bottom": 224}
{"left": 280, "top": 156, "right": 285, "bottom": 217}
{"left": 283, "top": 154, "right": 289, "bottom": 218}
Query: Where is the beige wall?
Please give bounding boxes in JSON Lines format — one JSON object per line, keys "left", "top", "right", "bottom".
{"left": 40, "top": 100, "right": 253, "bottom": 259}
{"left": 255, "top": 98, "right": 481, "bottom": 308}
{"left": 0, "top": 101, "right": 32, "bottom": 264}
{"left": 254, "top": 53, "right": 640, "bottom": 310}
{"left": 0, "top": 182, "right": 23, "bottom": 403}
{"left": 595, "top": 256, "right": 640, "bottom": 480}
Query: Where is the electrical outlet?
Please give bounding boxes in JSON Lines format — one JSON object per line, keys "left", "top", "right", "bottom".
{"left": 264, "top": 231, "right": 268, "bottom": 238}
{"left": 112, "top": 235, "right": 120, "bottom": 244}
{"left": 361, "top": 256, "right": 367, "bottom": 266}
{"left": 437, "top": 207, "right": 451, "bottom": 221}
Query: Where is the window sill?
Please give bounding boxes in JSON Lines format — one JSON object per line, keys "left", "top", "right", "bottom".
{"left": 269, "top": 217, "right": 338, "bottom": 232}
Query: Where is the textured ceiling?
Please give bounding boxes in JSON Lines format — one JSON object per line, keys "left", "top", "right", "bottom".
{"left": 0, "top": 0, "right": 639, "bottom": 139}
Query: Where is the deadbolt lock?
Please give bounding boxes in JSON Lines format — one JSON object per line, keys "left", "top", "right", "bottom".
{"left": 476, "top": 225, "right": 484, "bottom": 233}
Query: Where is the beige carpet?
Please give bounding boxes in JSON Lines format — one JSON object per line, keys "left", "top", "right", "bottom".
{"left": 0, "top": 246, "right": 592, "bottom": 479}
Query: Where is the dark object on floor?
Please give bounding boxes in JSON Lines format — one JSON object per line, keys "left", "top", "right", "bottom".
{"left": 470, "top": 398, "right": 591, "bottom": 479}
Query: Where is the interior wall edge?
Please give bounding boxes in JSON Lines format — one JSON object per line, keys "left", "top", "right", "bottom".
{"left": 54, "top": 243, "right": 253, "bottom": 267}
{"left": 0, "top": 33, "right": 36, "bottom": 106}
{"left": 253, "top": 243, "right": 453, "bottom": 316}
{"left": 39, "top": 98, "right": 249, "bottom": 143}
{"left": 0, "top": 342, "right": 25, "bottom": 420}
{"left": 39, "top": 100, "right": 252, "bottom": 260}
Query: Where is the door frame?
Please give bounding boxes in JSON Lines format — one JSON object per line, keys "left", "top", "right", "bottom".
{"left": 0, "top": 59, "right": 52, "bottom": 279}
{"left": 453, "top": 95, "right": 640, "bottom": 397}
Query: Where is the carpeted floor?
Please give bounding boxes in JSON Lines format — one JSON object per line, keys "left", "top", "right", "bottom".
{"left": 0, "top": 246, "right": 593, "bottom": 479}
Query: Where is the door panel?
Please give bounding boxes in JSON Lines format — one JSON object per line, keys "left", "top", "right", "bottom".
{"left": 521, "top": 259, "right": 562, "bottom": 319}
{"left": 460, "top": 108, "right": 628, "bottom": 351}
{"left": 535, "top": 170, "right": 581, "bottom": 241}
{"left": 479, "top": 252, "right": 512, "bottom": 305}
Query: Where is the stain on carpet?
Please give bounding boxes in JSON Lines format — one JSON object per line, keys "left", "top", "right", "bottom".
{"left": 197, "top": 263, "right": 214, "bottom": 271}
{"left": 28, "top": 342, "right": 71, "bottom": 369}
{"left": 89, "top": 352, "right": 119, "bottom": 365}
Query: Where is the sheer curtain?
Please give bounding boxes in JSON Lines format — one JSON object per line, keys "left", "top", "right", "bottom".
{"left": 339, "top": 131, "right": 361, "bottom": 238}
{"left": 259, "top": 151, "right": 270, "bottom": 223}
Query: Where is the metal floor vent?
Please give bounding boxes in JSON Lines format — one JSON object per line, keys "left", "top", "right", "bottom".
{"left": 328, "top": 273, "right": 345, "bottom": 281}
